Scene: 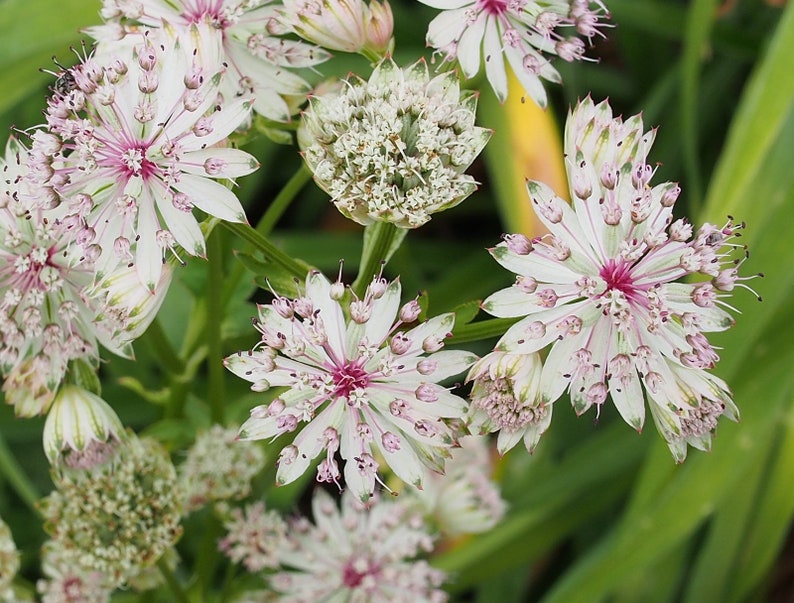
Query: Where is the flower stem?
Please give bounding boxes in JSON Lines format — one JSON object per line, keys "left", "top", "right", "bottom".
{"left": 207, "top": 229, "right": 226, "bottom": 425}
{"left": 223, "top": 164, "right": 313, "bottom": 307}
{"left": 352, "top": 221, "right": 406, "bottom": 298}
{"left": 157, "top": 556, "right": 191, "bottom": 603}
{"left": 144, "top": 318, "right": 186, "bottom": 376}
{"left": 256, "top": 163, "right": 313, "bottom": 236}
{"left": 222, "top": 221, "right": 308, "bottom": 280}
{"left": 450, "top": 317, "right": 520, "bottom": 344}
{"left": 0, "top": 429, "right": 40, "bottom": 516}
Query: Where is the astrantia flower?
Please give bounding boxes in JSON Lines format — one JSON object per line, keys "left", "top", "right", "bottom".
{"left": 410, "top": 435, "right": 506, "bottom": 536}
{"left": 37, "top": 540, "right": 113, "bottom": 603}
{"left": 89, "top": 262, "right": 173, "bottom": 348}
{"left": 273, "top": 0, "right": 394, "bottom": 57}
{"left": 482, "top": 97, "right": 752, "bottom": 460}
{"left": 0, "top": 517, "right": 19, "bottom": 601}
{"left": 32, "top": 27, "right": 258, "bottom": 291}
{"left": 0, "top": 138, "right": 102, "bottom": 416}
{"left": 225, "top": 270, "right": 476, "bottom": 501}
{"left": 43, "top": 385, "right": 126, "bottom": 467}
{"left": 179, "top": 424, "right": 267, "bottom": 512}
{"left": 88, "top": 0, "right": 330, "bottom": 122}
{"left": 298, "top": 58, "right": 491, "bottom": 228}
{"left": 219, "top": 501, "right": 288, "bottom": 572}
{"left": 419, "top": 0, "right": 609, "bottom": 107}
{"left": 466, "top": 350, "right": 550, "bottom": 454}
{"left": 40, "top": 436, "right": 183, "bottom": 588}
{"left": 270, "top": 488, "right": 447, "bottom": 603}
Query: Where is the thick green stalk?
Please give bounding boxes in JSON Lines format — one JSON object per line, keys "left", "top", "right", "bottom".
{"left": 207, "top": 229, "right": 226, "bottom": 425}
{"left": 351, "top": 221, "right": 405, "bottom": 298}
{"left": 450, "top": 317, "right": 520, "bottom": 344}
{"left": 223, "top": 164, "right": 313, "bottom": 307}
{"left": 157, "top": 557, "right": 191, "bottom": 603}
{"left": 222, "top": 221, "right": 308, "bottom": 280}
{"left": 0, "top": 430, "right": 40, "bottom": 515}
{"left": 144, "top": 318, "right": 186, "bottom": 376}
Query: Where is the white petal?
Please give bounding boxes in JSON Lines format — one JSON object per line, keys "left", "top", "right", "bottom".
{"left": 171, "top": 173, "right": 247, "bottom": 223}
{"left": 180, "top": 147, "right": 260, "bottom": 179}
{"left": 420, "top": 0, "right": 473, "bottom": 9}
{"left": 134, "top": 191, "right": 164, "bottom": 291}
{"left": 363, "top": 279, "right": 401, "bottom": 344}
{"left": 483, "top": 21, "right": 507, "bottom": 102}
{"left": 238, "top": 415, "right": 280, "bottom": 440}
{"left": 457, "top": 14, "right": 487, "bottom": 78}
{"left": 427, "top": 10, "right": 468, "bottom": 49}
{"left": 609, "top": 370, "right": 646, "bottom": 431}
{"left": 373, "top": 430, "right": 426, "bottom": 489}
{"left": 152, "top": 181, "right": 206, "bottom": 257}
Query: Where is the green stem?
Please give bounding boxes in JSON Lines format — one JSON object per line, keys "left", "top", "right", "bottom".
{"left": 195, "top": 512, "right": 222, "bottom": 596}
{"left": 351, "top": 221, "right": 404, "bottom": 298}
{"left": 223, "top": 164, "right": 313, "bottom": 307}
{"left": 449, "top": 317, "right": 520, "bottom": 344}
{"left": 157, "top": 557, "right": 191, "bottom": 603}
{"left": 207, "top": 230, "right": 226, "bottom": 425}
{"left": 222, "top": 221, "right": 308, "bottom": 280}
{"left": 0, "top": 430, "right": 39, "bottom": 515}
{"left": 256, "top": 163, "right": 312, "bottom": 237}
{"left": 144, "top": 318, "right": 186, "bottom": 376}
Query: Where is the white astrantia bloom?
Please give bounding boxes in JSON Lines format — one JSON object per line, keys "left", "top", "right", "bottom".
{"left": 87, "top": 0, "right": 331, "bottom": 122}
{"left": 0, "top": 138, "right": 102, "bottom": 416}
{"left": 273, "top": 0, "right": 394, "bottom": 57}
{"left": 179, "top": 424, "right": 267, "bottom": 512}
{"left": 409, "top": 435, "right": 506, "bottom": 536}
{"left": 418, "top": 0, "right": 609, "bottom": 107}
{"left": 37, "top": 540, "right": 113, "bottom": 603}
{"left": 482, "top": 97, "right": 754, "bottom": 461}
{"left": 467, "top": 350, "right": 551, "bottom": 454}
{"left": 225, "top": 270, "right": 477, "bottom": 502}
{"left": 0, "top": 516, "right": 20, "bottom": 602}
{"left": 40, "top": 436, "right": 183, "bottom": 589}
{"left": 42, "top": 385, "right": 126, "bottom": 468}
{"left": 29, "top": 26, "right": 259, "bottom": 292}
{"left": 90, "top": 262, "right": 173, "bottom": 351}
{"left": 218, "top": 501, "right": 288, "bottom": 572}
{"left": 298, "top": 57, "right": 491, "bottom": 228}
{"left": 270, "top": 488, "right": 447, "bottom": 603}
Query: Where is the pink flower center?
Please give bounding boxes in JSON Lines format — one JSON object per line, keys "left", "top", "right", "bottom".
{"left": 181, "top": 0, "right": 230, "bottom": 30}
{"left": 119, "top": 144, "right": 156, "bottom": 179}
{"left": 600, "top": 258, "right": 638, "bottom": 299}
{"left": 332, "top": 362, "right": 370, "bottom": 399}
{"left": 476, "top": 0, "right": 508, "bottom": 15}
{"left": 342, "top": 557, "right": 380, "bottom": 589}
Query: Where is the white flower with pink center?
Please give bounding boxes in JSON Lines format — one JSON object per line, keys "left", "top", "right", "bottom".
{"left": 482, "top": 97, "right": 754, "bottom": 461}
{"left": 418, "top": 0, "right": 609, "bottom": 107}
{"left": 0, "top": 138, "right": 101, "bottom": 416}
{"left": 88, "top": 0, "right": 331, "bottom": 122}
{"left": 31, "top": 27, "right": 258, "bottom": 291}
{"left": 225, "top": 270, "right": 476, "bottom": 502}
{"left": 270, "top": 488, "right": 447, "bottom": 603}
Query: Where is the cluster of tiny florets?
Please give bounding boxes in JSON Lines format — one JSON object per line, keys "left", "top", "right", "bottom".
{"left": 419, "top": 0, "right": 610, "bottom": 107}
{"left": 226, "top": 270, "right": 476, "bottom": 502}
{"left": 481, "top": 96, "right": 755, "bottom": 460}
{"left": 218, "top": 501, "right": 289, "bottom": 572}
{"left": 0, "top": 517, "right": 19, "bottom": 600}
{"left": 179, "top": 424, "right": 267, "bottom": 512}
{"left": 89, "top": 0, "right": 330, "bottom": 122}
{"left": 409, "top": 436, "right": 507, "bottom": 536}
{"left": 40, "top": 437, "right": 183, "bottom": 588}
{"left": 269, "top": 489, "right": 447, "bottom": 603}
{"left": 298, "top": 57, "right": 491, "bottom": 228}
